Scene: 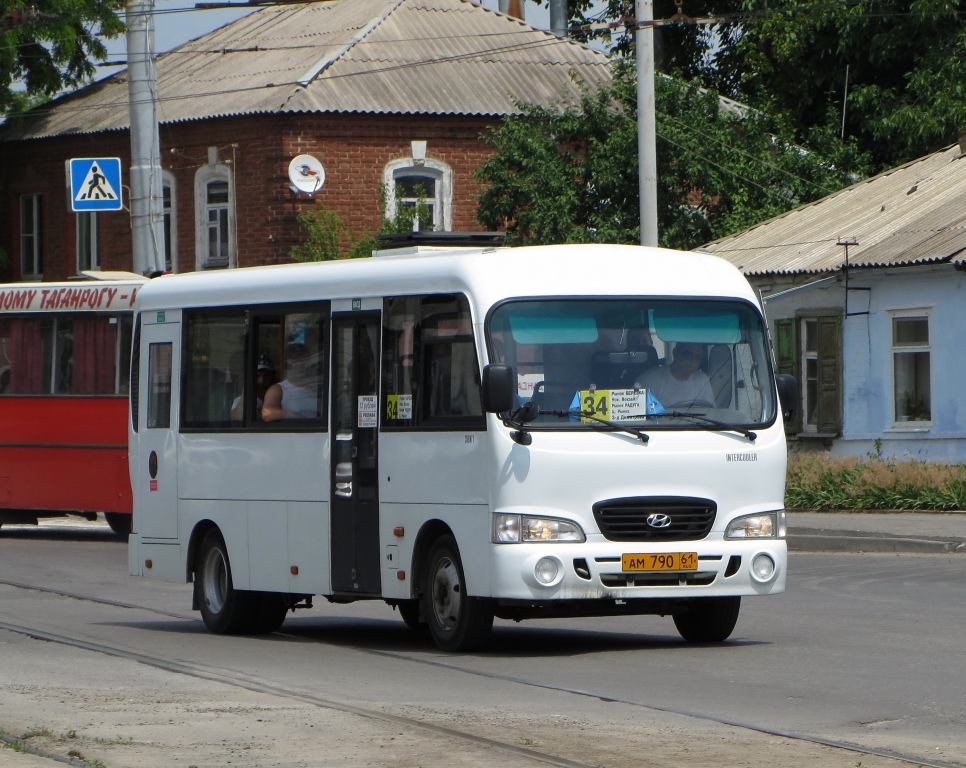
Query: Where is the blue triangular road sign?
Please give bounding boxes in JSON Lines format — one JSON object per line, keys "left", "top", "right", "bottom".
{"left": 70, "top": 158, "right": 123, "bottom": 212}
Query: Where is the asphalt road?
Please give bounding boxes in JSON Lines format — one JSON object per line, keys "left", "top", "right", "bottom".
{"left": 0, "top": 519, "right": 964, "bottom": 768}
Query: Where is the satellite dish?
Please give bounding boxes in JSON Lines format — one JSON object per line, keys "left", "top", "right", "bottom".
{"left": 288, "top": 154, "right": 326, "bottom": 194}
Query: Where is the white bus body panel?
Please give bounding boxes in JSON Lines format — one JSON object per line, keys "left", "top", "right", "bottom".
{"left": 484, "top": 419, "right": 787, "bottom": 601}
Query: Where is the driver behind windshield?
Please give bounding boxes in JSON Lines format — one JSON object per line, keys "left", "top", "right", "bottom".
{"left": 638, "top": 342, "right": 714, "bottom": 408}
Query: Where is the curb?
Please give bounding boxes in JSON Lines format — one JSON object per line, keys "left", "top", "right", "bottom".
{"left": 788, "top": 532, "right": 966, "bottom": 555}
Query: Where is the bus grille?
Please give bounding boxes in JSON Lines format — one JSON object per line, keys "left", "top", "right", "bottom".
{"left": 592, "top": 497, "right": 717, "bottom": 542}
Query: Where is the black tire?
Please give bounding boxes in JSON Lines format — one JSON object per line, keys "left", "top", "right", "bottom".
{"left": 396, "top": 599, "right": 427, "bottom": 632}
{"left": 105, "top": 512, "right": 132, "bottom": 536}
{"left": 422, "top": 535, "right": 493, "bottom": 652}
{"left": 248, "top": 592, "right": 288, "bottom": 635}
{"left": 194, "top": 529, "right": 259, "bottom": 634}
{"left": 673, "top": 596, "right": 741, "bottom": 642}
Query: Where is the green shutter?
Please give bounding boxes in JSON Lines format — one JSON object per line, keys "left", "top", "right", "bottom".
{"left": 817, "top": 315, "right": 842, "bottom": 435}
{"left": 775, "top": 318, "right": 801, "bottom": 433}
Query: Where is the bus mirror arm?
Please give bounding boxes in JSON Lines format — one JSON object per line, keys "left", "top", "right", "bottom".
{"left": 500, "top": 401, "right": 539, "bottom": 445}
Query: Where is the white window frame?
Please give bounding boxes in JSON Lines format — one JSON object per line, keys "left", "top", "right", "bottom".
{"left": 76, "top": 212, "right": 99, "bottom": 272}
{"left": 162, "top": 170, "right": 178, "bottom": 273}
{"left": 382, "top": 158, "right": 453, "bottom": 231}
{"left": 20, "top": 194, "right": 42, "bottom": 279}
{"left": 890, "top": 309, "right": 931, "bottom": 428}
{"left": 194, "top": 153, "right": 235, "bottom": 270}
{"left": 800, "top": 317, "right": 818, "bottom": 433}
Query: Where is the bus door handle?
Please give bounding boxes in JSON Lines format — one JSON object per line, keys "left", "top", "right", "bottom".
{"left": 335, "top": 431, "right": 354, "bottom": 497}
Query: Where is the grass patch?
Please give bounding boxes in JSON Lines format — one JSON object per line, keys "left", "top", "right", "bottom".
{"left": 786, "top": 452, "right": 966, "bottom": 511}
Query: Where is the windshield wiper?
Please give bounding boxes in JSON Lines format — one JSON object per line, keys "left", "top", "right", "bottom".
{"left": 545, "top": 409, "right": 649, "bottom": 444}
{"left": 660, "top": 411, "right": 757, "bottom": 441}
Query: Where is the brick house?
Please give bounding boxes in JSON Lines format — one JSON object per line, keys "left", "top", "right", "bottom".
{"left": 0, "top": 0, "right": 609, "bottom": 281}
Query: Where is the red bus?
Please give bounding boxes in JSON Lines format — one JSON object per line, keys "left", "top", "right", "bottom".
{"left": 0, "top": 274, "right": 143, "bottom": 535}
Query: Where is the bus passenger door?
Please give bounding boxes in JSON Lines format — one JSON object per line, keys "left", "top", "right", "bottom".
{"left": 330, "top": 313, "right": 381, "bottom": 595}
{"left": 133, "top": 317, "right": 180, "bottom": 540}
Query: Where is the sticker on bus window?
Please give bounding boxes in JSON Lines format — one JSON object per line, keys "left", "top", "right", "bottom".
{"left": 575, "top": 389, "right": 662, "bottom": 422}
{"left": 386, "top": 393, "right": 413, "bottom": 420}
{"left": 358, "top": 395, "right": 378, "bottom": 427}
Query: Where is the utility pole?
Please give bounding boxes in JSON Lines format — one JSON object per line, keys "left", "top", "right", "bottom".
{"left": 636, "top": 0, "right": 658, "bottom": 247}
{"left": 126, "top": 0, "right": 166, "bottom": 275}
{"left": 549, "top": 0, "right": 567, "bottom": 37}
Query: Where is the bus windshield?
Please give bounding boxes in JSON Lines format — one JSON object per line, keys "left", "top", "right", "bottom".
{"left": 487, "top": 298, "right": 776, "bottom": 429}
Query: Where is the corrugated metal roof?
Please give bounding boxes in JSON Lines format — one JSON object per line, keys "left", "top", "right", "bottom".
{"left": 3, "top": 0, "right": 610, "bottom": 141}
{"left": 700, "top": 144, "right": 966, "bottom": 276}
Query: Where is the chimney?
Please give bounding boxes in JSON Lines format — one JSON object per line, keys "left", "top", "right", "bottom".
{"left": 498, "top": 0, "right": 524, "bottom": 20}
{"left": 959, "top": 129, "right": 966, "bottom": 156}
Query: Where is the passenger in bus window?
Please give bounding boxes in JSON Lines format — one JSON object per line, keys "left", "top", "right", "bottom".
{"left": 261, "top": 343, "right": 320, "bottom": 420}
{"left": 231, "top": 354, "right": 275, "bottom": 422}
{"left": 638, "top": 342, "right": 714, "bottom": 408}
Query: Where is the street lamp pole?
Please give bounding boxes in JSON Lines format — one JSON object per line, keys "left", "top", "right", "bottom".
{"left": 636, "top": 0, "right": 658, "bottom": 247}
{"left": 126, "top": 0, "right": 166, "bottom": 275}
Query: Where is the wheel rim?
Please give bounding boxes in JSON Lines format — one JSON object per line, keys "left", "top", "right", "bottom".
{"left": 430, "top": 555, "right": 461, "bottom": 631}
{"left": 201, "top": 545, "right": 229, "bottom": 615}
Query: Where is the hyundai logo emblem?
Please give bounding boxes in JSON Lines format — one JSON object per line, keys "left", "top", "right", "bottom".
{"left": 646, "top": 513, "right": 672, "bottom": 529}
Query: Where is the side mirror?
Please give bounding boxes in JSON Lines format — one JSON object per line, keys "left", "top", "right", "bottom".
{"left": 776, "top": 374, "right": 798, "bottom": 422}
{"left": 481, "top": 364, "right": 516, "bottom": 413}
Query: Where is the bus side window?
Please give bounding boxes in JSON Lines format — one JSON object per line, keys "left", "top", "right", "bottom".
{"left": 182, "top": 311, "right": 247, "bottom": 429}
{"left": 382, "top": 294, "right": 483, "bottom": 430}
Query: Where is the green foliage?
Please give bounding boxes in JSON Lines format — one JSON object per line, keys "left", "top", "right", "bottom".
{"left": 0, "top": 0, "right": 126, "bottom": 118}
{"left": 289, "top": 184, "right": 434, "bottom": 261}
{"left": 786, "top": 452, "right": 966, "bottom": 511}
{"left": 729, "top": 0, "right": 966, "bottom": 169}
{"left": 475, "top": 62, "right": 868, "bottom": 249}
{"left": 567, "top": 0, "right": 962, "bottom": 172}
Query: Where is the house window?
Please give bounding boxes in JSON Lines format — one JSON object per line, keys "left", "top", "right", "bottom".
{"left": 892, "top": 313, "right": 930, "bottom": 424}
{"left": 206, "top": 181, "right": 229, "bottom": 265}
{"left": 382, "top": 158, "right": 453, "bottom": 231}
{"left": 162, "top": 171, "right": 177, "bottom": 273}
{"left": 194, "top": 153, "right": 234, "bottom": 270}
{"left": 20, "top": 194, "right": 42, "bottom": 278}
{"left": 775, "top": 314, "right": 842, "bottom": 435}
{"left": 77, "top": 212, "right": 99, "bottom": 272}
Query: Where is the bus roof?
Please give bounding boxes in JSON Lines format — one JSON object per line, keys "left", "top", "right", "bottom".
{"left": 0, "top": 278, "right": 146, "bottom": 314}
{"left": 132, "top": 244, "right": 761, "bottom": 315}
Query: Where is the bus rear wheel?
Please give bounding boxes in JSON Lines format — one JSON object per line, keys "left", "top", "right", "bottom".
{"left": 195, "top": 529, "right": 259, "bottom": 634}
{"left": 672, "top": 596, "right": 741, "bottom": 642}
{"left": 422, "top": 535, "right": 493, "bottom": 652}
{"left": 105, "top": 513, "right": 132, "bottom": 536}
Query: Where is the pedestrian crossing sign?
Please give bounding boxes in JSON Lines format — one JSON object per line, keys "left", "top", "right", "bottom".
{"left": 69, "top": 158, "right": 123, "bottom": 212}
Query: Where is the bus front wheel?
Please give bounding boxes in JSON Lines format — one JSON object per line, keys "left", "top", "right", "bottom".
{"left": 673, "top": 596, "right": 741, "bottom": 642}
{"left": 422, "top": 535, "right": 493, "bottom": 652}
{"left": 195, "top": 529, "right": 258, "bottom": 634}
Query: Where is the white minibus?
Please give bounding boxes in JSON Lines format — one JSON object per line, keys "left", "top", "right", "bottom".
{"left": 128, "top": 243, "right": 795, "bottom": 651}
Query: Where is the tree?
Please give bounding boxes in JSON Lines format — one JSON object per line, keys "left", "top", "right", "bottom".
{"left": 729, "top": 0, "right": 966, "bottom": 169}
{"left": 565, "top": 0, "right": 965, "bottom": 170}
{"left": 0, "top": 0, "right": 125, "bottom": 117}
{"left": 475, "top": 62, "right": 868, "bottom": 249}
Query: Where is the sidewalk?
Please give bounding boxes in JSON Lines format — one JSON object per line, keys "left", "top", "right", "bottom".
{"left": 786, "top": 510, "right": 966, "bottom": 554}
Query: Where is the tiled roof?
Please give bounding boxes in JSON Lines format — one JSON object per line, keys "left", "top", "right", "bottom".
{"left": 700, "top": 144, "right": 966, "bottom": 275}
{"left": 4, "top": 0, "right": 610, "bottom": 140}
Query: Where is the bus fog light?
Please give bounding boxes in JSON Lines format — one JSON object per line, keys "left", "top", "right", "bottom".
{"left": 534, "top": 557, "right": 562, "bottom": 586}
{"left": 751, "top": 553, "right": 776, "bottom": 583}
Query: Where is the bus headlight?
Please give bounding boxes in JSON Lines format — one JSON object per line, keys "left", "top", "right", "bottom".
{"left": 492, "top": 515, "right": 585, "bottom": 543}
{"left": 725, "top": 511, "right": 786, "bottom": 539}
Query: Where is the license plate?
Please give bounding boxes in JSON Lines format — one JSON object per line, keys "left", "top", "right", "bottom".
{"left": 622, "top": 552, "right": 698, "bottom": 571}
